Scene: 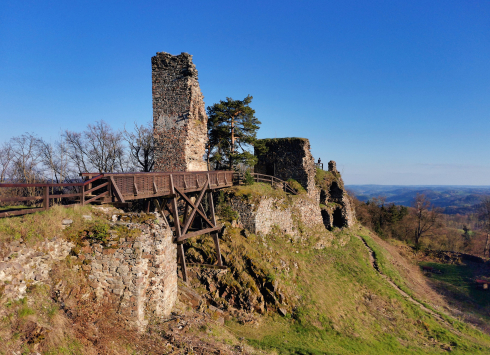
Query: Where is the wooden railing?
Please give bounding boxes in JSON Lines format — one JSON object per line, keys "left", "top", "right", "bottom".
{"left": 0, "top": 174, "right": 105, "bottom": 218}
{"left": 234, "top": 173, "right": 298, "bottom": 195}
{"left": 0, "top": 171, "right": 234, "bottom": 218}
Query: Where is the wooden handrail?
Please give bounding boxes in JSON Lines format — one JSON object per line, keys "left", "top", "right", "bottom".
{"left": 235, "top": 173, "right": 298, "bottom": 195}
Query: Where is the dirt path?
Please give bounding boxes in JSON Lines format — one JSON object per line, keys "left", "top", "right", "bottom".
{"left": 356, "top": 234, "right": 460, "bottom": 333}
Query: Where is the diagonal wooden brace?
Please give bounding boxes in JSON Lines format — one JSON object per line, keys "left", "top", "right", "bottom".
{"left": 174, "top": 186, "right": 215, "bottom": 229}
{"left": 180, "top": 179, "right": 209, "bottom": 236}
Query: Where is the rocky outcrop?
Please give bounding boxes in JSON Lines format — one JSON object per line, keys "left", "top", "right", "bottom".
{"left": 317, "top": 161, "right": 356, "bottom": 229}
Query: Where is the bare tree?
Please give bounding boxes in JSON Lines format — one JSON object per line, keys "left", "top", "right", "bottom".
{"left": 124, "top": 122, "right": 154, "bottom": 172}
{"left": 478, "top": 197, "right": 490, "bottom": 257}
{"left": 9, "top": 133, "right": 42, "bottom": 183}
{"left": 37, "top": 137, "right": 71, "bottom": 183}
{"left": 64, "top": 120, "right": 127, "bottom": 173}
{"left": 0, "top": 141, "right": 13, "bottom": 183}
{"left": 411, "top": 194, "right": 442, "bottom": 248}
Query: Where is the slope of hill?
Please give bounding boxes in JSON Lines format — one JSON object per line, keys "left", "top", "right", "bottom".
{"left": 2, "top": 197, "right": 490, "bottom": 354}
{"left": 347, "top": 185, "right": 490, "bottom": 214}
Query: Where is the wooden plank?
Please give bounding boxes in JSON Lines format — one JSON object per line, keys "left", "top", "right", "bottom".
{"left": 176, "top": 225, "right": 221, "bottom": 242}
{"left": 0, "top": 207, "right": 44, "bottom": 218}
{"left": 84, "top": 181, "right": 109, "bottom": 195}
{"left": 180, "top": 179, "right": 209, "bottom": 236}
{"left": 170, "top": 174, "right": 187, "bottom": 282}
{"left": 133, "top": 176, "right": 139, "bottom": 195}
{"left": 207, "top": 185, "right": 223, "bottom": 267}
{"left": 0, "top": 196, "right": 43, "bottom": 203}
{"left": 43, "top": 186, "right": 49, "bottom": 210}
{"left": 48, "top": 193, "right": 81, "bottom": 199}
{"left": 177, "top": 243, "right": 188, "bottom": 282}
{"left": 85, "top": 191, "right": 109, "bottom": 204}
{"left": 109, "top": 176, "right": 125, "bottom": 203}
{"left": 174, "top": 186, "right": 215, "bottom": 228}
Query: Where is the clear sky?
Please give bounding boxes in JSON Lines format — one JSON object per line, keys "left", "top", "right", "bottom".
{"left": 1, "top": 0, "right": 489, "bottom": 185}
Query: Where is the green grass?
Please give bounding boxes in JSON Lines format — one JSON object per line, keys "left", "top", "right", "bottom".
{"left": 223, "top": 227, "right": 490, "bottom": 354}
{"left": 419, "top": 261, "right": 490, "bottom": 308}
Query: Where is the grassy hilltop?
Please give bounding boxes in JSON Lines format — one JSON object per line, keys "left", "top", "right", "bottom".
{"left": 1, "top": 188, "right": 490, "bottom": 354}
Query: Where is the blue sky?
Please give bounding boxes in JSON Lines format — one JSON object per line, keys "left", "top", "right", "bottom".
{"left": 1, "top": 0, "right": 489, "bottom": 185}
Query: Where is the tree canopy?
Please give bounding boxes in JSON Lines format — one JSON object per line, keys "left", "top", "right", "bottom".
{"left": 206, "top": 95, "right": 266, "bottom": 170}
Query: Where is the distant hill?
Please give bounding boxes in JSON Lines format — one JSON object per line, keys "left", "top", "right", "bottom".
{"left": 346, "top": 185, "right": 490, "bottom": 214}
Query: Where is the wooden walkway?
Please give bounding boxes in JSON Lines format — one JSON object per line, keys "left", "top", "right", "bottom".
{"left": 0, "top": 169, "right": 299, "bottom": 282}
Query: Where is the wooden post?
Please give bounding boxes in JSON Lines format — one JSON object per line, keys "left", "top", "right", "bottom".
{"left": 145, "top": 200, "right": 150, "bottom": 213}
{"left": 170, "top": 174, "right": 188, "bottom": 282}
{"left": 81, "top": 183, "right": 85, "bottom": 205}
{"left": 208, "top": 174, "right": 223, "bottom": 266}
{"left": 43, "top": 186, "right": 49, "bottom": 211}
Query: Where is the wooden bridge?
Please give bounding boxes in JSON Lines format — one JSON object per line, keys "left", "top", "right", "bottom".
{"left": 0, "top": 170, "right": 297, "bottom": 281}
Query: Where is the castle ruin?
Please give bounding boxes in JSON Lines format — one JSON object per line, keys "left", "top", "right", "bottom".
{"left": 152, "top": 52, "right": 208, "bottom": 171}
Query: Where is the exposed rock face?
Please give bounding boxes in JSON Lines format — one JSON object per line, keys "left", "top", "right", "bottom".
{"left": 318, "top": 161, "right": 355, "bottom": 229}
{"left": 81, "top": 213, "right": 177, "bottom": 330}
{"left": 152, "top": 52, "right": 208, "bottom": 172}
{"left": 254, "top": 138, "right": 318, "bottom": 199}
{"left": 228, "top": 195, "right": 325, "bottom": 239}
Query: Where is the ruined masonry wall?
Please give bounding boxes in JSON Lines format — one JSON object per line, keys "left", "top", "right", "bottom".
{"left": 0, "top": 214, "right": 177, "bottom": 332}
{"left": 229, "top": 195, "right": 324, "bottom": 239}
{"left": 0, "top": 238, "right": 74, "bottom": 301}
{"left": 81, "top": 217, "right": 177, "bottom": 330}
{"left": 152, "top": 52, "right": 208, "bottom": 172}
{"left": 255, "top": 138, "right": 318, "bottom": 200}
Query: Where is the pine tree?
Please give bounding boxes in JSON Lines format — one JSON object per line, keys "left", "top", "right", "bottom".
{"left": 206, "top": 95, "right": 266, "bottom": 170}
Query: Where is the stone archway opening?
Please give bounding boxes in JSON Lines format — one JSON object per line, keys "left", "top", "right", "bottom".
{"left": 332, "top": 207, "right": 346, "bottom": 228}
{"left": 329, "top": 182, "right": 343, "bottom": 201}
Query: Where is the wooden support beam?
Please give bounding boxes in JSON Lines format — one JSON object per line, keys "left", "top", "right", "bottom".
{"left": 133, "top": 176, "right": 139, "bottom": 195}
{"left": 85, "top": 181, "right": 109, "bottom": 195}
{"left": 180, "top": 179, "right": 209, "bottom": 236}
{"left": 177, "top": 243, "right": 188, "bottom": 283}
{"left": 109, "top": 176, "right": 125, "bottom": 203}
{"left": 43, "top": 186, "right": 49, "bottom": 210}
{"left": 207, "top": 187, "right": 223, "bottom": 266}
{"left": 174, "top": 186, "right": 215, "bottom": 229}
{"left": 85, "top": 191, "right": 109, "bottom": 204}
{"left": 170, "top": 175, "right": 187, "bottom": 282}
{"left": 176, "top": 225, "right": 221, "bottom": 242}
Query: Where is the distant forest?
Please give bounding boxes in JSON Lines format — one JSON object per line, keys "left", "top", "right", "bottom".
{"left": 347, "top": 185, "right": 490, "bottom": 215}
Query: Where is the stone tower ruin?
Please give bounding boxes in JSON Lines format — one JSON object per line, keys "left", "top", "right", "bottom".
{"left": 254, "top": 138, "right": 319, "bottom": 199}
{"left": 152, "top": 52, "right": 208, "bottom": 171}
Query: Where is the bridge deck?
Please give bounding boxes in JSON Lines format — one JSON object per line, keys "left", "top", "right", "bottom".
{"left": 80, "top": 171, "right": 234, "bottom": 203}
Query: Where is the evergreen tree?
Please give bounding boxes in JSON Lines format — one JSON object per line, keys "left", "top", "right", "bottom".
{"left": 206, "top": 95, "right": 266, "bottom": 170}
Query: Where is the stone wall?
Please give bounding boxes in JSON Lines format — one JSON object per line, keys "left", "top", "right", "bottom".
{"left": 0, "top": 212, "right": 178, "bottom": 331}
{"left": 152, "top": 52, "right": 208, "bottom": 172}
{"left": 0, "top": 237, "right": 74, "bottom": 301}
{"left": 254, "top": 138, "right": 318, "bottom": 200}
{"left": 80, "top": 213, "right": 177, "bottom": 330}
{"left": 229, "top": 194, "right": 324, "bottom": 239}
